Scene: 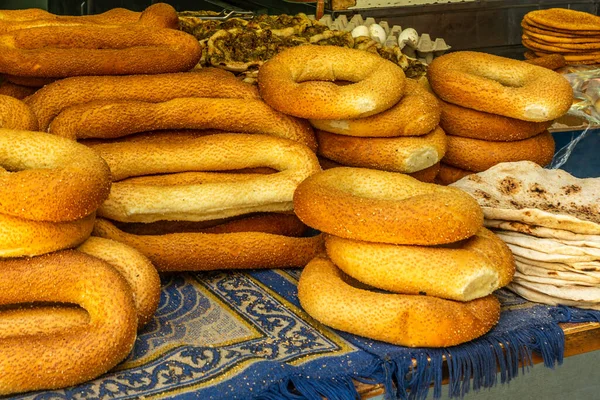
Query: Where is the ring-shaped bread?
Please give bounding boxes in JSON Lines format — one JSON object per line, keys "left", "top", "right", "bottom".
{"left": 427, "top": 51, "right": 573, "bottom": 122}
{"left": 325, "top": 228, "right": 515, "bottom": 302}
{"left": 435, "top": 163, "right": 473, "bottom": 185}
{"left": 439, "top": 99, "right": 552, "bottom": 141}
{"left": 293, "top": 167, "right": 483, "bottom": 245}
{"left": 49, "top": 98, "right": 316, "bottom": 151}
{"left": 0, "top": 81, "right": 37, "bottom": 100}
{"left": 309, "top": 79, "right": 440, "bottom": 137}
{"left": 25, "top": 69, "right": 260, "bottom": 131}
{"left": 0, "top": 250, "right": 137, "bottom": 395}
{"left": 258, "top": 45, "right": 406, "bottom": 120}
{"left": 316, "top": 126, "right": 446, "bottom": 173}
{"left": 297, "top": 256, "right": 501, "bottom": 348}
{"left": 93, "top": 218, "right": 324, "bottom": 272}
{"left": 443, "top": 130, "right": 555, "bottom": 172}
{"left": 0, "top": 129, "right": 111, "bottom": 221}
{"left": 0, "top": 94, "right": 38, "bottom": 130}
{"left": 88, "top": 133, "right": 320, "bottom": 223}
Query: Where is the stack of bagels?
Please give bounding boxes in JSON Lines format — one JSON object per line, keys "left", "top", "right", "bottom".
{"left": 522, "top": 8, "right": 600, "bottom": 66}
{"left": 258, "top": 45, "right": 444, "bottom": 184}
{"left": 293, "top": 167, "right": 516, "bottom": 347}
{"left": 0, "top": 127, "right": 161, "bottom": 395}
{"left": 452, "top": 161, "right": 600, "bottom": 311}
{"left": 427, "top": 51, "right": 574, "bottom": 185}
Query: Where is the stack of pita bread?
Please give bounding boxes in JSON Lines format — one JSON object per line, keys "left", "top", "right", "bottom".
{"left": 451, "top": 161, "right": 600, "bottom": 310}
{"left": 522, "top": 8, "right": 600, "bottom": 65}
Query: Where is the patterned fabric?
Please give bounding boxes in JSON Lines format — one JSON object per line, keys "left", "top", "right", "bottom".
{"left": 10, "top": 268, "right": 600, "bottom": 400}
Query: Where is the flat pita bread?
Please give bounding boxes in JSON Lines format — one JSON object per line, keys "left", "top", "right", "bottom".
{"left": 485, "top": 220, "right": 600, "bottom": 244}
{"left": 512, "top": 276, "right": 600, "bottom": 302}
{"left": 514, "top": 268, "right": 599, "bottom": 286}
{"left": 525, "top": 9, "right": 600, "bottom": 32}
{"left": 523, "top": 30, "right": 600, "bottom": 44}
{"left": 515, "top": 259, "right": 600, "bottom": 285}
{"left": 523, "top": 35, "right": 600, "bottom": 50}
{"left": 521, "top": 20, "right": 594, "bottom": 38}
{"left": 513, "top": 254, "right": 600, "bottom": 273}
{"left": 505, "top": 243, "right": 598, "bottom": 263}
{"left": 508, "top": 282, "right": 600, "bottom": 310}
{"left": 523, "top": 37, "right": 600, "bottom": 53}
{"left": 451, "top": 162, "right": 600, "bottom": 235}
{"left": 494, "top": 230, "right": 600, "bottom": 257}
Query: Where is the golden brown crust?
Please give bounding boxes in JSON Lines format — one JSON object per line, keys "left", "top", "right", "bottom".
{"left": 258, "top": 45, "right": 406, "bottom": 119}
{"left": 0, "top": 129, "right": 111, "bottom": 221}
{"left": 427, "top": 51, "right": 573, "bottom": 122}
{"left": 88, "top": 133, "right": 320, "bottom": 223}
{"left": 0, "top": 95, "right": 38, "bottom": 130}
{"left": 297, "top": 256, "right": 501, "bottom": 348}
{"left": 0, "top": 212, "right": 94, "bottom": 258}
{"left": 525, "top": 8, "right": 600, "bottom": 32}
{"left": 439, "top": 99, "right": 552, "bottom": 141}
{"left": 293, "top": 167, "right": 483, "bottom": 245}
{"left": 49, "top": 98, "right": 316, "bottom": 151}
{"left": 325, "top": 228, "right": 515, "bottom": 301}
{"left": 0, "top": 250, "right": 137, "bottom": 395}
{"left": 316, "top": 126, "right": 446, "bottom": 173}
{"left": 93, "top": 218, "right": 324, "bottom": 271}
{"left": 0, "top": 80, "right": 37, "bottom": 99}
{"left": 0, "top": 25, "right": 201, "bottom": 78}
{"left": 443, "top": 130, "right": 555, "bottom": 172}
{"left": 25, "top": 69, "right": 260, "bottom": 131}
{"left": 435, "top": 163, "right": 473, "bottom": 186}
{"left": 3, "top": 74, "right": 55, "bottom": 87}
{"left": 77, "top": 236, "right": 160, "bottom": 330}
{"left": 309, "top": 79, "right": 440, "bottom": 137}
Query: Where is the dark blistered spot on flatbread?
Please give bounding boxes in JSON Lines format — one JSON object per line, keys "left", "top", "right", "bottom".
{"left": 468, "top": 174, "right": 483, "bottom": 183}
{"left": 562, "top": 184, "right": 582, "bottom": 195}
{"left": 581, "top": 268, "right": 599, "bottom": 272}
{"left": 499, "top": 176, "right": 521, "bottom": 195}
{"left": 529, "top": 183, "right": 547, "bottom": 198}
{"left": 474, "top": 189, "right": 491, "bottom": 201}
{"left": 547, "top": 271, "right": 558, "bottom": 276}
{"left": 524, "top": 211, "right": 532, "bottom": 216}
{"left": 509, "top": 200, "right": 522, "bottom": 209}
{"left": 567, "top": 202, "right": 599, "bottom": 223}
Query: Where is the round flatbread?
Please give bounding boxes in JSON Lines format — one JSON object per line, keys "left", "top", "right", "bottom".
{"left": 512, "top": 276, "right": 600, "bottom": 302}
{"left": 526, "top": 8, "right": 600, "bottom": 32}
{"left": 514, "top": 254, "right": 600, "bottom": 273}
{"left": 508, "top": 281, "right": 600, "bottom": 310}
{"left": 523, "top": 30, "right": 600, "bottom": 44}
{"left": 485, "top": 220, "right": 600, "bottom": 244}
{"left": 494, "top": 230, "right": 600, "bottom": 258}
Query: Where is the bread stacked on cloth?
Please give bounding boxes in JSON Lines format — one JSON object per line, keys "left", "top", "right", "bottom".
{"left": 452, "top": 161, "right": 600, "bottom": 311}
{"left": 293, "top": 167, "right": 516, "bottom": 348}
{"left": 427, "top": 51, "right": 574, "bottom": 185}
{"left": 522, "top": 8, "right": 600, "bottom": 66}
{"left": 259, "top": 45, "right": 444, "bottom": 184}
{"left": 0, "top": 128, "right": 161, "bottom": 395}
{"left": 25, "top": 68, "right": 324, "bottom": 272}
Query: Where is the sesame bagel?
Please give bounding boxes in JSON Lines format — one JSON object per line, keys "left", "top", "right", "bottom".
{"left": 0, "top": 129, "right": 111, "bottom": 222}
{"left": 0, "top": 95, "right": 38, "bottom": 130}
{"left": 316, "top": 126, "right": 446, "bottom": 173}
{"left": 293, "top": 167, "right": 483, "bottom": 245}
{"left": 427, "top": 51, "right": 573, "bottom": 122}
{"left": 325, "top": 228, "right": 515, "bottom": 302}
{"left": 297, "top": 256, "right": 501, "bottom": 348}
{"left": 439, "top": 99, "right": 552, "bottom": 141}
{"left": 309, "top": 79, "right": 440, "bottom": 137}
{"left": 443, "top": 130, "right": 555, "bottom": 172}
{"left": 435, "top": 163, "right": 473, "bottom": 186}
{"left": 0, "top": 250, "right": 137, "bottom": 395}
{"left": 258, "top": 45, "right": 406, "bottom": 120}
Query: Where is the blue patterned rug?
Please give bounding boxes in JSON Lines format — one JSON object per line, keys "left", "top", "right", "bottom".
{"left": 7, "top": 268, "right": 600, "bottom": 400}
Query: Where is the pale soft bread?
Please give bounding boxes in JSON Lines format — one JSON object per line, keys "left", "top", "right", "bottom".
{"left": 0, "top": 129, "right": 111, "bottom": 222}
{"left": 435, "top": 163, "right": 472, "bottom": 185}
{"left": 309, "top": 79, "right": 440, "bottom": 137}
{"left": 0, "top": 94, "right": 38, "bottom": 130}
{"left": 443, "top": 130, "right": 555, "bottom": 172}
{"left": 89, "top": 133, "right": 320, "bottom": 223}
{"left": 0, "top": 250, "right": 137, "bottom": 395}
{"left": 48, "top": 98, "right": 316, "bottom": 151}
{"left": 515, "top": 258, "right": 600, "bottom": 285}
{"left": 451, "top": 161, "right": 600, "bottom": 235}
{"left": 93, "top": 218, "right": 324, "bottom": 272}
{"left": 25, "top": 69, "right": 260, "bottom": 131}
{"left": 494, "top": 230, "right": 600, "bottom": 256}
{"left": 508, "top": 282, "right": 600, "bottom": 310}
{"left": 427, "top": 51, "right": 573, "bottom": 122}
{"left": 297, "top": 256, "right": 501, "bottom": 348}
{"left": 439, "top": 99, "right": 552, "bottom": 141}
{"left": 504, "top": 242, "right": 597, "bottom": 263}
{"left": 0, "top": 212, "right": 94, "bottom": 258}
{"left": 77, "top": 236, "right": 161, "bottom": 329}
{"left": 513, "top": 254, "right": 600, "bottom": 273}
{"left": 316, "top": 126, "right": 446, "bottom": 173}
{"left": 512, "top": 276, "right": 600, "bottom": 302}
{"left": 325, "top": 228, "right": 515, "bottom": 301}
{"left": 293, "top": 167, "right": 483, "bottom": 245}
{"left": 485, "top": 220, "right": 600, "bottom": 244}
{"left": 258, "top": 45, "right": 406, "bottom": 120}
{"left": 526, "top": 8, "right": 600, "bottom": 32}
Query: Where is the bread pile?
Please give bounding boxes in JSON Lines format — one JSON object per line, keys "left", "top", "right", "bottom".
{"left": 293, "top": 167, "right": 516, "bottom": 348}
{"left": 427, "top": 51, "right": 574, "bottom": 185}
{"left": 452, "top": 161, "right": 600, "bottom": 311}
{"left": 522, "top": 8, "right": 600, "bottom": 66}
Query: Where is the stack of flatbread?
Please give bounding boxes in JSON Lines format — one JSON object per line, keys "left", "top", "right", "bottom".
{"left": 522, "top": 8, "right": 600, "bottom": 65}
{"left": 451, "top": 161, "right": 600, "bottom": 310}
